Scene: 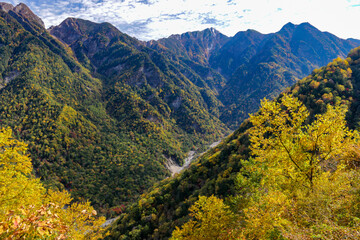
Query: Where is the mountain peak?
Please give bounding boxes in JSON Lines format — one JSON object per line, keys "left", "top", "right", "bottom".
{"left": 299, "top": 22, "right": 314, "bottom": 27}
{"left": 278, "top": 22, "right": 320, "bottom": 39}
{"left": 297, "top": 22, "right": 319, "bottom": 31}
{"left": 50, "top": 18, "right": 88, "bottom": 45}
{"left": 51, "top": 17, "right": 124, "bottom": 46}
{"left": 0, "top": 2, "right": 45, "bottom": 28}
{"left": 280, "top": 22, "right": 317, "bottom": 32}
{"left": 280, "top": 22, "right": 296, "bottom": 30}
{"left": 206, "top": 27, "right": 219, "bottom": 35}
{"left": 14, "top": 3, "right": 45, "bottom": 28}
{"left": 0, "top": 2, "right": 14, "bottom": 12}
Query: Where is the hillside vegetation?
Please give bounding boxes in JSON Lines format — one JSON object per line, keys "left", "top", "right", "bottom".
{"left": 1, "top": 3, "right": 360, "bottom": 239}
{"left": 0, "top": 127, "right": 107, "bottom": 239}
{"left": 153, "top": 23, "right": 360, "bottom": 128}
{"left": 0, "top": 4, "right": 228, "bottom": 212}
{"left": 107, "top": 47, "right": 360, "bottom": 239}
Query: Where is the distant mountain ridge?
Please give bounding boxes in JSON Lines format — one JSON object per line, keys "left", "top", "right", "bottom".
{"left": 150, "top": 22, "right": 360, "bottom": 127}
{"left": 49, "top": 16, "right": 360, "bottom": 130}
{"left": 149, "top": 27, "right": 229, "bottom": 66}
{"left": 1, "top": 1, "right": 360, "bottom": 228}
{"left": 107, "top": 45, "right": 360, "bottom": 240}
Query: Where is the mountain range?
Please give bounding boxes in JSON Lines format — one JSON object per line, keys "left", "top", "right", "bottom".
{"left": 1, "top": 2, "right": 360, "bottom": 238}
{"left": 107, "top": 45, "right": 360, "bottom": 240}
{"left": 150, "top": 22, "right": 360, "bottom": 127}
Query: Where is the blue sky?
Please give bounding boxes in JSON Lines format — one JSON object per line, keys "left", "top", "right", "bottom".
{"left": 4, "top": 0, "right": 360, "bottom": 40}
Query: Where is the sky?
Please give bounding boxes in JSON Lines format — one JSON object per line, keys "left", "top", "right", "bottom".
{"left": 4, "top": 0, "right": 360, "bottom": 41}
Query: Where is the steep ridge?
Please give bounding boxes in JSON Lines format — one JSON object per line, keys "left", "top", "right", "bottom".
{"left": 106, "top": 47, "right": 360, "bottom": 239}
{"left": 2, "top": 3, "right": 360, "bottom": 236}
{"left": 0, "top": 2, "right": 44, "bottom": 28}
{"left": 50, "top": 18, "right": 228, "bottom": 137}
{"left": 150, "top": 27, "right": 229, "bottom": 66}
{"left": 0, "top": 4, "right": 229, "bottom": 212}
{"left": 209, "top": 29, "right": 270, "bottom": 78}
{"left": 147, "top": 28, "right": 229, "bottom": 93}
{"left": 150, "top": 23, "right": 360, "bottom": 128}
{"left": 218, "top": 22, "right": 360, "bottom": 127}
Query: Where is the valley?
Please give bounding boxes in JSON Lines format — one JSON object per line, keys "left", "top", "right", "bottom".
{"left": 1, "top": 2, "right": 360, "bottom": 239}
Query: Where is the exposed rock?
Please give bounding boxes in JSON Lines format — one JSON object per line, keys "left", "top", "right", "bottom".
{"left": 14, "top": 3, "right": 45, "bottom": 28}
{"left": 0, "top": 2, "right": 45, "bottom": 28}
{"left": 4, "top": 70, "right": 20, "bottom": 84}
{"left": 171, "top": 96, "right": 182, "bottom": 109}
{"left": 49, "top": 18, "right": 84, "bottom": 45}
{"left": 0, "top": 2, "right": 14, "bottom": 12}
{"left": 165, "top": 151, "right": 196, "bottom": 176}
{"left": 50, "top": 18, "right": 118, "bottom": 49}
{"left": 154, "top": 27, "right": 229, "bottom": 65}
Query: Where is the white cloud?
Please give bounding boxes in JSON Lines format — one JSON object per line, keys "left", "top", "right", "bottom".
{"left": 2, "top": 0, "right": 360, "bottom": 40}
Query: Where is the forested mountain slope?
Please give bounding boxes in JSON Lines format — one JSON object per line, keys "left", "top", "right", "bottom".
{"left": 0, "top": 3, "right": 229, "bottom": 212}
{"left": 2, "top": 2, "right": 360, "bottom": 235}
{"left": 151, "top": 23, "right": 360, "bottom": 128}
{"left": 49, "top": 18, "right": 228, "bottom": 132}
{"left": 106, "top": 47, "right": 360, "bottom": 239}
{"left": 219, "top": 22, "right": 360, "bottom": 127}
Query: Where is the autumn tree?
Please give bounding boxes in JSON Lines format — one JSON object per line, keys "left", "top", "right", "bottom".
{"left": 248, "top": 94, "right": 358, "bottom": 190}
{"left": 0, "top": 127, "right": 106, "bottom": 239}
{"left": 172, "top": 95, "right": 360, "bottom": 239}
{"left": 241, "top": 94, "right": 360, "bottom": 239}
{"left": 170, "top": 195, "right": 239, "bottom": 240}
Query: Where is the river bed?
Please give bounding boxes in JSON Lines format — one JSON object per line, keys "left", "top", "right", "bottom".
{"left": 166, "top": 140, "right": 222, "bottom": 176}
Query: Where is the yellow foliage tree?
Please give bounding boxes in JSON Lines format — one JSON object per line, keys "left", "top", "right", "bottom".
{"left": 170, "top": 195, "right": 239, "bottom": 240}
{"left": 0, "top": 127, "right": 106, "bottom": 239}
{"left": 243, "top": 94, "right": 360, "bottom": 239}
{"left": 248, "top": 94, "right": 358, "bottom": 190}
{"left": 172, "top": 95, "right": 360, "bottom": 240}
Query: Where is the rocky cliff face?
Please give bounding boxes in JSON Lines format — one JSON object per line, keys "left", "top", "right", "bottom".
{"left": 149, "top": 27, "right": 229, "bottom": 65}
{"left": 0, "top": 2, "right": 45, "bottom": 28}
{"left": 0, "top": 2, "right": 13, "bottom": 12}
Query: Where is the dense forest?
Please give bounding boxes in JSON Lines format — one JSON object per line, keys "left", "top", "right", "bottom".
{"left": 151, "top": 22, "right": 360, "bottom": 128}
{"left": 0, "top": 127, "right": 107, "bottom": 239}
{"left": 1, "top": 2, "right": 360, "bottom": 239}
{"left": 0, "top": 3, "right": 228, "bottom": 213}
{"left": 106, "top": 47, "right": 360, "bottom": 239}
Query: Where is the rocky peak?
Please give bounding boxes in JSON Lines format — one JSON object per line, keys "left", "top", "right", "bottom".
{"left": 205, "top": 27, "right": 221, "bottom": 37}
{"left": 13, "top": 3, "right": 45, "bottom": 28}
{"left": 50, "top": 18, "right": 123, "bottom": 49}
{"left": 0, "top": 2, "right": 14, "bottom": 12}
{"left": 0, "top": 2, "right": 45, "bottom": 28}
{"left": 50, "top": 18, "right": 84, "bottom": 45}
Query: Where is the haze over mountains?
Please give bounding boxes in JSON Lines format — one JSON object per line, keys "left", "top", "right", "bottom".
{"left": 1, "top": 2, "right": 360, "bottom": 239}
